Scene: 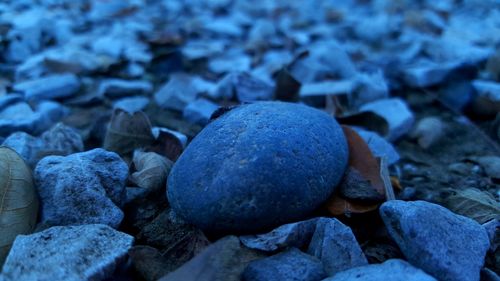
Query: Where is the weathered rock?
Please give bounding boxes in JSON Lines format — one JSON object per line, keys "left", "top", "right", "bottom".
{"left": 307, "top": 218, "right": 368, "bottom": 276}
{"left": 240, "top": 218, "right": 319, "bottom": 252}
{"left": 34, "top": 148, "right": 128, "bottom": 228}
{"left": 13, "top": 73, "right": 80, "bottom": 101}
{"left": 354, "top": 128, "right": 400, "bottom": 165}
{"left": 183, "top": 98, "right": 220, "bottom": 125}
{"left": 214, "top": 72, "right": 275, "bottom": 102}
{"left": 323, "top": 259, "right": 437, "bottom": 281}
{"left": 159, "top": 236, "right": 265, "bottom": 281}
{"left": 113, "top": 96, "right": 150, "bottom": 114}
{"left": 2, "top": 132, "right": 44, "bottom": 167}
{"left": 154, "top": 73, "right": 199, "bottom": 111}
{"left": 360, "top": 98, "right": 414, "bottom": 141}
{"left": 98, "top": 79, "right": 153, "bottom": 98}
{"left": 380, "top": 200, "right": 490, "bottom": 281}
{"left": 0, "top": 224, "right": 134, "bottom": 281}
{"left": 243, "top": 248, "right": 327, "bottom": 281}
{"left": 167, "top": 102, "right": 348, "bottom": 234}
{"left": 0, "top": 101, "right": 68, "bottom": 137}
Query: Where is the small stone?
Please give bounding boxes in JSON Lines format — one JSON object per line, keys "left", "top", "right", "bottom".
{"left": 299, "top": 80, "right": 355, "bottom": 107}
{"left": 154, "top": 73, "right": 199, "bottom": 111}
{"left": 323, "top": 259, "right": 437, "bottom": 281}
{"left": 307, "top": 218, "right": 368, "bottom": 276}
{"left": 403, "top": 61, "right": 464, "bottom": 88}
{"left": 13, "top": 73, "right": 80, "bottom": 101}
{"left": 183, "top": 98, "right": 219, "bottom": 125}
{"left": 1, "top": 224, "right": 133, "bottom": 281}
{"left": 2, "top": 132, "right": 44, "bottom": 167}
{"left": 243, "top": 248, "right": 327, "bottom": 281}
{"left": 214, "top": 72, "right": 274, "bottom": 102}
{"left": 410, "top": 117, "right": 445, "bottom": 149}
{"left": 469, "top": 156, "right": 500, "bottom": 180}
{"left": 113, "top": 96, "right": 150, "bottom": 114}
{"left": 380, "top": 200, "right": 490, "bottom": 281}
{"left": 354, "top": 128, "right": 400, "bottom": 165}
{"left": 360, "top": 98, "right": 414, "bottom": 141}
{"left": 98, "top": 79, "right": 153, "bottom": 99}
{"left": 338, "top": 168, "right": 385, "bottom": 203}
{"left": 167, "top": 102, "right": 348, "bottom": 234}
{"left": 34, "top": 148, "right": 128, "bottom": 228}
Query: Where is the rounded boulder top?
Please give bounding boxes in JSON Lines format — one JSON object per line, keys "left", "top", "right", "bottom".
{"left": 167, "top": 101, "right": 348, "bottom": 234}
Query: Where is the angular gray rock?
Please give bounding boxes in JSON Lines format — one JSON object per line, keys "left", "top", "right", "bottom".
{"left": 13, "top": 73, "right": 80, "bottom": 101}
{"left": 380, "top": 200, "right": 490, "bottom": 281}
{"left": 167, "top": 102, "right": 348, "bottom": 234}
{"left": 0, "top": 224, "right": 134, "bottom": 281}
{"left": 243, "top": 248, "right": 327, "bottom": 281}
{"left": 360, "top": 98, "right": 414, "bottom": 141}
{"left": 154, "top": 73, "right": 199, "bottom": 111}
{"left": 113, "top": 96, "right": 150, "bottom": 114}
{"left": 214, "top": 72, "right": 274, "bottom": 102}
{"left": 354, "top": 128, "right": 400, "bottom": 165}
{"left": 34, "top": 148, "right": 128, "bottom": 228}
{"left": 183, "top": 98, "right": 219, "bottom": 125}
{"left": 323, "top": 259, "right": 437, "bottom": 281}
{"left": 98, "top": 79, "right": 153, "bottom": 98}
{"left": 307, "top": 218, "right": 368, "bottom": 276}
{"left": 3, "top": 123, "right": 84, "bottom": 167}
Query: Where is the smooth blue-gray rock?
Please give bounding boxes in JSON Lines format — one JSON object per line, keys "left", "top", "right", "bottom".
{"left": 183, "top": 98, "right": 219, "bottom": 125}
{"left": 323, "top": 259, "right": 437, "bottom": 281}
{"left": 307, "top": 218, "right": 367, "bottom": 276}
{"left": 214, "top": 72, "right": 274, "bottom": 102}
{"left": 34, "top": 148, "right": 128, "bottom": 228}
{"left": 0, "top": 224, "right": 134, "bottom": 281}
{"left": 360, "top": 98, "right": 414, "bottom": 141}
{"left": 0, "top": 101, "right": 68, "bottom": 137}
{"left": 243, "top": 248, "right": 327, "bottom": 281}
{"left": 167, "top": 102, "right": 348, "bottom": 234}
{"left": 240, "top": 218, "right": 319, "bottom": 252}
{"left": 3, "top": 123, "right": 83, "bottom": 167}
{"left": 13, "top": 73, "right": 80, "bottom": 101}
{"left": 98, "top": 79, "right": 153, "bottom": 98}
{"left": 380, "top": 200, "right": 490, "bottom": 281}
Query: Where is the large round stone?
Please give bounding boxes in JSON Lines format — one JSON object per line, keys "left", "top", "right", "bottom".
{"left": 167, "top": 101, "right": 348, "bottom": 234}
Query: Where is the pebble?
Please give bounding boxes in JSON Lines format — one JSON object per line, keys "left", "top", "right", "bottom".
{"left": 380, "top": 200, "right": 490, "bottom": 281}
{"left": 243, "top": 248, "right": 327, "bottom": 281}
{"left": 183, "top": 98, "right": 220, "bottom": 125}
{"left": 0, "top": 224, "right": 134, "bottom": 281}
{"left": 214, "top": 72, "right": 275, "bottom": 102}
{"left": 323, "top": 259, "right": 437, "bottom": 281}
{"left": 167, "top": 102, "right": 348, "bottom": 234}
{"left": 360, "top": 98, "right": 415, "bottom": 141}
{"left": 98, "top": 79, "right": 153, "bottom": 99}
{"left": 113, "top": 96, "right": 150, "bottom": 114}
{"left": 13, "top": 73, "right": 80, "bottom": 101}
{"left": 34, "top": 148, "right": 128, "bottom": 228}
{"left": 354, "top": 128, "right": 400, "bottom": 165}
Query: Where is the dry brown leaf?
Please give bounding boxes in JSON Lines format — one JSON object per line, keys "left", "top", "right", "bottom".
{"left": 148, "top": 130, "right": 184, "bottom": 161}
{"left": 131, "top": 151, "right": 173, "bottom": 192}
{"left": 103, "top": 108, "right": 155, "bottom": 156}
{"left": 443, "top": 188, "right": 500, "bottom": 224}
{"left": 0, "top": 146, "right": 38, "bottom": 267}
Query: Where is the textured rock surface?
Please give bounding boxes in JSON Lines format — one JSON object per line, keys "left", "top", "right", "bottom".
{"left": 34, "top": 148, "right": 128, "bottom": 228}
{"left": 243, "top": 248, "right": 327, "bottom": 281}
{"left": 380, "top": 200, "right": 490, "bottom": 281}
{"left": 307, "top": 218, "right": 367, "bottom": 275}
{"left": 1, "top": 224, "right": 134, "bottom": 281}
{"left": 167, "top": 101, "right": 348, "bottom": 234}
{"left": 324, "top": 259, "right": 437, "bottom": 281}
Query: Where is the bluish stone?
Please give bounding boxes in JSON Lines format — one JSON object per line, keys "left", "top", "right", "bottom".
{"left": 34, "top": 148, "right": 128, "bottom": 228}
{"left": 380, "top": 200, "right": 490, "bottom": 281}
{"left": 167, "top": 101, "right": 348, "bottom": 234}
{"left": 242, "top": 248, "right": 327, "bottom": 281}
{"left": 13, "top": 73, "right": 80, "bottom": 101}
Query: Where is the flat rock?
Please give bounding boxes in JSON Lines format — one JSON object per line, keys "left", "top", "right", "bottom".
{"left": 0, "top": 224, "right": 134, "bottom": 281}
{"left": 167, "top": 102, "right": 348, "bottom": 234}
{"left": 98, "top": 79, "right": 153, "bottom": 99}
{"left": 13, "top": 73, "right": 80, "bottom": 101}
{"left": 307, "top": 218, "right": 368, "bottom": 276}
{"left": 243, "top": 248, "right": 327, "bottom": 281}
{"left": 354, "top": 128, "right": 400, "bottom": 165}
{"left": 380, "top": 200, "right": 490, "bottom": 281}
{"left": 113, "top": 96, "right": 150, "bottom": 114}
{"left": 214, "top": 72, "right": 274, "bottom": 102}
{"left": 323, "top": 259, "right": 437, "bottom": 281}
{"left": 360, "top": 98, "right": 414, "bottom": 141}
{"left": 154, "top": 73, "right": 199, "bottom": 112}
{"left": 34, "top": 148, "right": 128, "bottom": 228}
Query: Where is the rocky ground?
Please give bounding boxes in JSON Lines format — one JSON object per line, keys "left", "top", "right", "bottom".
{"left": 0, "top": 0, "right": 499, "bottom": 280}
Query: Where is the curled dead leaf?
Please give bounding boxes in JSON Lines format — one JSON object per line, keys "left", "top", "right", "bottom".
{"left": 443, "top": 188, "right": 500, "bottom": 224}
{"left": 131, "top": 151, "right": 173, "bottom": 192}
{"left": 103, "top": 109, "right": 155, "bottom": 156}
{"left": 0, "top": 146, "right": 38, "bottom": 267}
